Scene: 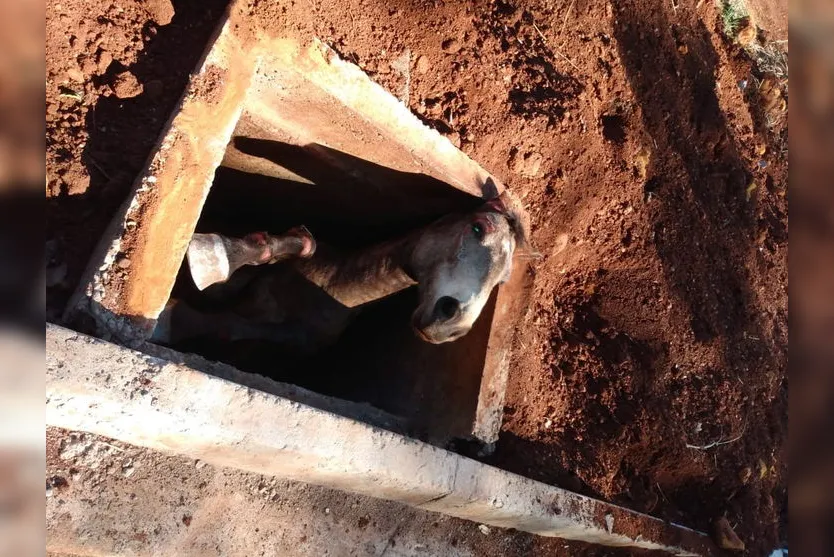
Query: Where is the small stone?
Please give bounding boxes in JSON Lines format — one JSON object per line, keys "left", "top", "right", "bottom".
{"left": 81, "top": 57, "right": 96, "bottom": 75}
{"left": 146, "top": 0, "right": 175, "bottom": 25}
{"left": 195, "top": 460, "right": 207, "bottom": 469}
{"left": 111, "top": 70, "right": 143, "bottom": 99}
{"left": 511, "top": 151, "right": 543, "bottom": 178}
{"left": 324, "top": 507, "right": 331, "bottom": 514}
{"left": 96, "top": 50, "right": 113, "bottom": 74}
{"left": 117, "top": 257, "right": 131, "bottom": 269}
{"left": 67, "top": 67, "right": 84, "bottom": 82}
{"left": 441, "top": 38, "right": 461, "bottom": 54}
{"left": 713, "top": 517, "right": 745, "bottom": 551}
{"left": 754, "top": 141, "right": 767, "bottom": 156}
{"left": 478, "top": 524, "right": 490, "bottom": 535}
{"left": 415, "top": 55, "right": 430, "bottom": 74}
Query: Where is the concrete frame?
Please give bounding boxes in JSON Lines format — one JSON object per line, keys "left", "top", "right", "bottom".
{"left": 62, "top": 0, "right": 525, "bottom": 448}
{"left": 47, "top": 324, "right": 716, "bottom": 556}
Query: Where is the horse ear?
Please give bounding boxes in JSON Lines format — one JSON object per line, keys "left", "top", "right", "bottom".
{"left": 495, "top": 189, "right": 534, "bottom": 253}
{"left": 482, "top": 176, "right": 500, "bottom": 199}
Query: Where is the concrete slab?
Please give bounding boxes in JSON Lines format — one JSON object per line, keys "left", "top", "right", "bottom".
{"left": 46, "top": 324, "right": 716, "bottom": 556}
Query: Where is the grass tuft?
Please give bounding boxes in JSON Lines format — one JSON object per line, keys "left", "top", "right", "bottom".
{"left": 720, "top": 0, "right": 750, "bottom": 37}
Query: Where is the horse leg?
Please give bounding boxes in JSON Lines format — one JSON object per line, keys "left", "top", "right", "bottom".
{"left": 150, "top": 298, "right": 313, "bottom": 351}
{"left": 187, "top": 226, "right": 316, "bottom": 290}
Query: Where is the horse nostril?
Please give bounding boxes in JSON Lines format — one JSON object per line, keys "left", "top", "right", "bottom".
{"left": 435, "top": 296, "right": 460, "bottom": 321}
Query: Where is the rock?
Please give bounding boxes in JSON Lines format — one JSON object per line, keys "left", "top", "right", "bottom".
{"left": 116, "top": 256, "right": 132, "bottom": 269}
{"left": 713, "top": 517, "right": 745, "bottom": 551}
{"left": 478, "top": 524, "right": 490, "bottom": 535}
{"left": 511, "top": 151, "right": 543, "bottom": 178}
{"left": 81, "top": 56, "right": 96, "bottom": 75}
{"left": 415, "top": 55, "right": 430, "bottom": 74}
{"left": 96, "top": 49, "right": 113, "bottom": 74}
{"left": 441, "top": 38, "right": 461, "bottom": 54}
{"left": 67, "top": 67, "right": 84, "bottom": 82}
{"left": 146, "top": 0, "right": 175, "bottom": 25}
{"left": 111, "top": 70, "right": 143, "bottom": 99}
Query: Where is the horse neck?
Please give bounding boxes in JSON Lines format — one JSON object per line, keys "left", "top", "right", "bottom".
{"left": 293, "top": 235, "right": 417, "bottom": 308}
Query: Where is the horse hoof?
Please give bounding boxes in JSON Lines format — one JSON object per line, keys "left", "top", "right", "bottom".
{"left": 287, "top": 225, "right": 316, "bottom": 257}
{"left": 267, "top": 226, "right": 316, "bottom": 262}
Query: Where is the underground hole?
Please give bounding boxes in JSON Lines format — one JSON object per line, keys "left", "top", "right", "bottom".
{"left": 601, "top": 114, "right": 627, "bottom": 144}
{"left": 159, "top": 138, "right": 500, "bottom": 444}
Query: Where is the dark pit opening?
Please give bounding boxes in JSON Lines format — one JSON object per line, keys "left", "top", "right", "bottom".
{"left": 601, "top": 114, "right": 627, "bottom": 144}
{"left": 162, "top": 138, "right": 499, "bottom": 444}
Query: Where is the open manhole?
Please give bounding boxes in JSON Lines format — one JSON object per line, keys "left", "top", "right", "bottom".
{"left": 64, "top": 7, "right": 532, "bottom": 450}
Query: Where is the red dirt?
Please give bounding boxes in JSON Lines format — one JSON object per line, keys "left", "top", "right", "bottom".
{"left": 46, "top": 0, "right": 787, "bottom": 555}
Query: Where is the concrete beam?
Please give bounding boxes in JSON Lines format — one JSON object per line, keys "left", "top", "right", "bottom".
{"left": 46, "top": 324, "right": 716, "bottom": 556}
{"left": 64, "top": 3, "right": 260, "bottom": 344}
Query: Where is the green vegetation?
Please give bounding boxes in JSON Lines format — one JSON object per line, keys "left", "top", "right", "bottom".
{"left": 720, "top": 0, "right": 749, "bottom": 37}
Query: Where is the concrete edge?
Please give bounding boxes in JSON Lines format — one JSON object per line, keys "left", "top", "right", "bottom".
{"left": 472, "top": 261, "right": 532, "bottom": 446}
{"left": 46, "top": 323, "right": 716, "bottom": 556}
{"left": 138, "top": 341, "right": 411, "bottom": 436}
{"left": 63, "top": 0, "right": 257, "bottom": 343}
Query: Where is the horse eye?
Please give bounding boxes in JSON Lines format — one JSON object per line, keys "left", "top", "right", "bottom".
{"left": 471, "top": 222, "right": 484, "bottom": 240}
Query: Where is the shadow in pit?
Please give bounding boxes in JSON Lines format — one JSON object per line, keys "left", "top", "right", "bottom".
{"left": 46, "top": 0, "right": 230, "bottom": 321}
{"left": 208, "top": 138, "right": 492, "bottom": 246}
{"left": 611, "top": 0, "right": 786, "bottom": 537}
{"left": 170, "top": 140, "right": 501, "bottom": 446}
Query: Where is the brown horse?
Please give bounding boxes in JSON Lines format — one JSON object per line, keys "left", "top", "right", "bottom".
{"left": 152, "top": 191, "right": 531, "bottom": 352}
